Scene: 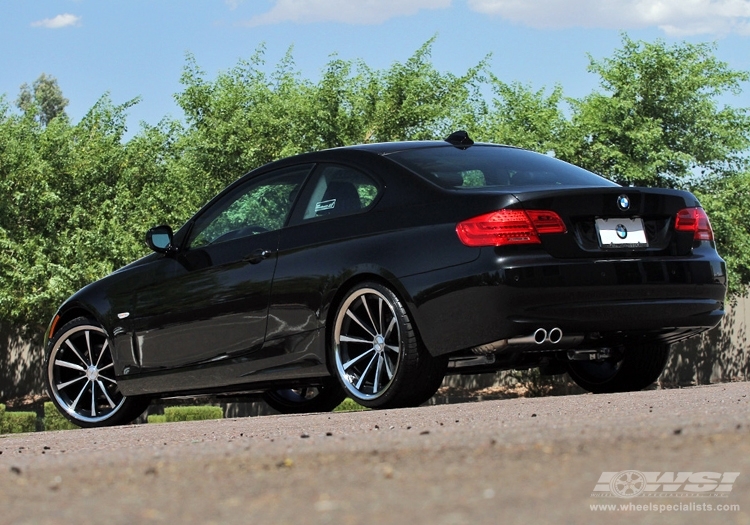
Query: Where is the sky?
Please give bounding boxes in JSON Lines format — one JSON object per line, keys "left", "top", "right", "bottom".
{"left": 2, "top": 0, "right": 750, "bottom": 137}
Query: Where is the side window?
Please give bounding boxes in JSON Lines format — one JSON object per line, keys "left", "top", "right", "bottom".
{"left": 299, "top": 165, "right": 380, "bottom": 221}
{"left": 188, "top": 164, "right": 312, "bottom": 249}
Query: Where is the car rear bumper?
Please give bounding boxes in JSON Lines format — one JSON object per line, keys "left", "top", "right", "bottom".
{"left": 400, "top": 247, "right": 727, "bottom": 356}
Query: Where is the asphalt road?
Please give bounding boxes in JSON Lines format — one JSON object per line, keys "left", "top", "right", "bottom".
{"left": 1, "top": 382, "right": 749, "bottom": 525}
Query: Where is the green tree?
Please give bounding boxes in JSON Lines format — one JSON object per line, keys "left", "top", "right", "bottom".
{"left": 0, "top": 93, "right": 196, "bottom": 337}
{"left": 472, "top": 78, "right": 567, "bottom": 154}
{"left": 175, "top": 47, "right": 317, "bottom": 191}
{"left": 16, "top": 73, "right": 69, "bottom": 126}
{"left": 564, "top": 35, "right": 750, "bottom": 188}
{"left": 306, "top": 56, "right": 371, "bottom": 149}
{"left": 354, "top": 38, "right": 486, "bottom": 143}
{"left": 173, "top": 39, "right": 486, "bottom": 190}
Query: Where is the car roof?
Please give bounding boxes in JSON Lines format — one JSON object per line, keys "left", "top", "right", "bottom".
{"left": 331, "top": 140, "right": 517, "bottom": 156}
{"left": 243, "top": 140, "right": 522, "bottom": 184}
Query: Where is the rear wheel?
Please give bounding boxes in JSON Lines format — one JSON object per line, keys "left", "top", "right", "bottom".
{"left": 331, "top": 282, "right": 447, "bottom": 409}
{"left": 263, "top": 378, "right": 346, "bottom": 414}
{"left": 566, "top": 343, "right": 670, "bottom": 394}
{"left": 45, "top": 317, "right": 150, "bottom": 428}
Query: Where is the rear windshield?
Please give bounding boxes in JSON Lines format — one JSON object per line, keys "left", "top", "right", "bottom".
{"left": 385, "top": 145, "right": 618, "bottom": 189}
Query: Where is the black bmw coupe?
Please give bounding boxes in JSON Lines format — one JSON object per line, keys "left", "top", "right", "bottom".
{"left": 44, "top": 132, "right": 726, "bottom": 427}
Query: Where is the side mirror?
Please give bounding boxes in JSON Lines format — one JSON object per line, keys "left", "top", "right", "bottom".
{"left": 146, "top": 225, "right": 174, "bottom": 254}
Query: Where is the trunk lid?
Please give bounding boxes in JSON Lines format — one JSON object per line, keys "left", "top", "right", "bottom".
{"left": 511, "top": 186, "right": 702, "bottom": 258}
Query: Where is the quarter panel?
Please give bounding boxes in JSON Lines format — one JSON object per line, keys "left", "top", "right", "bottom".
{"left": 269, "top": 208, "right": 481, "bottom": 344}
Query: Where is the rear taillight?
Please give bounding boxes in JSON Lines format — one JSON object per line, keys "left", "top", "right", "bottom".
{"left": 456, "top": 209, "right": 566, "bottom": 247}
{"left": 674, "top": 208, "right": 714, "bottom": 241}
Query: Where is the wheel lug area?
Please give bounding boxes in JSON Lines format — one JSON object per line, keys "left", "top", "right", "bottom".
{"left": 85, "top": 365, "right": 99, "bottom": 381}
{"left": 373, "top": 334, "right": 385, "bottom": 354}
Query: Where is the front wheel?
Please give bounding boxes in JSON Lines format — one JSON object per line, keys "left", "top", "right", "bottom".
{"left": 331, "top": 282, "right": 447, "bottom": 409}
{"left": 45, "top": 317, "right": 150, "bottom": 428}
{"left": 566, "top": 343, "right": 670, "bottom": 394}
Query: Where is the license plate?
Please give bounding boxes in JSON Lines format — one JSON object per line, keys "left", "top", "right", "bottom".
{"left": 595, "top": 218, "right": 648, "bottom": 248}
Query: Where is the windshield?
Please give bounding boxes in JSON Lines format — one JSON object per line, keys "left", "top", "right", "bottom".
{"left": 385, "top": 145, "right": 618, "bottom": 189}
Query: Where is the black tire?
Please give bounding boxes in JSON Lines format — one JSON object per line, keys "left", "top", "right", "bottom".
{"left": 566, "top": 343, "right": 671, "bottom": 394}
{"left": 45, "top": 317, "right": 150, "bottom": 428}
{"left": 263, "top": 378, "right": 347, "bottom": 414}
{"left": 330, "top": 282, "right": 447, "bottom": 409}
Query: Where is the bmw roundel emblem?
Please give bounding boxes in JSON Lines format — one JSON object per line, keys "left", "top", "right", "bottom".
{"left": 617, "top": 194, "right": 630, "bottom": 211}
{"left": 616, "top": 224, "right": 628, "bottom": 239}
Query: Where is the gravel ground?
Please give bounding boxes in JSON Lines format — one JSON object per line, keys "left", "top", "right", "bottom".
{"left": 1, "top": 382, "right": 749, "bottom": 525}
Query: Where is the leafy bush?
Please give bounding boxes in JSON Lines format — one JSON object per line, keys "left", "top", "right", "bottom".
{"left": 333, "top": 398, "right": 368, "bottom": 412}
{"left": 164, "top": 406, "right": 223, "bottom": 422}
{"left": 1, "top": 403, "right": 39, "bottom": 433}
{"left": 147, "top": 414, "right": 167, "bottom": 424}
{"left": 44, "top": 401, "right": 79, "bottom": 431}
{"left": 1, "top": 410, "right": 37, "bottom": 434}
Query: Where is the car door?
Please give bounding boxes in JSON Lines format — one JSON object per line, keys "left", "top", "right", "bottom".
{"left": 268, "top": 164, "right": 383, "bottom": 341}
{"left": 131, "top": 164, "right": 313, "bottom": 372}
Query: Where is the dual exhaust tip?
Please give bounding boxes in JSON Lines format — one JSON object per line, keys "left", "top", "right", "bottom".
{"left": 532, "top": 327, "right": 563, "bottom": 345}
{"left": 470, "top": 326, "right": 566, "bottom": 355}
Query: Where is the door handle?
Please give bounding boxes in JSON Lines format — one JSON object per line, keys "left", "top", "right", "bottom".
{"left": 243, "top": 249, "right": 272, "bottom": 264}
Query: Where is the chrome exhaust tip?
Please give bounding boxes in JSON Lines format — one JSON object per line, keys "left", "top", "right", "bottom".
{"left": 548, "top": 327, "right": 563, "bottom": 344}
{"left": 533, "top": 328, "right": 547, "bottom": 344}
